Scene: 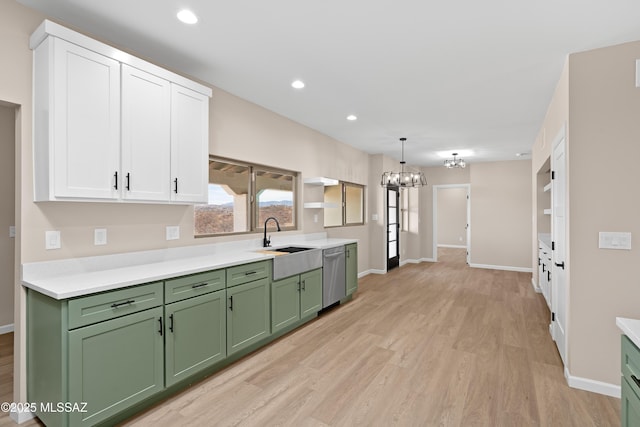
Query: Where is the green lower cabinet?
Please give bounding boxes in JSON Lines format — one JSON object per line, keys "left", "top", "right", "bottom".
{"left": 346, "top": 243, "right": 358, "bottom": 296}
{"left": 271, "top": 275, "right": 301, "bottom": 332}
{"left": 272, "top": 269, "right": 322, "bottom": 334}
{"left": 165, "top": 289, "right": 226, "bottom": 387}
{"left": 300, "top": 269, "right": 323, "bottom": 317}
{"left": 68, "top": 307, "right": 164, "bottom": 426}
{"left": 622, "top": 377, "right": 640, "bottom": 426}
{"left": 226, "top": 277, "right": 271, "bottom": 356}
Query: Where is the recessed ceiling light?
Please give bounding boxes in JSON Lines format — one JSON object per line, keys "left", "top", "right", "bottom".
{"left": 177, "top": 9, "right": 198, "bottom": 24}
{"left": 291, "top": 80, "right": 305, "bottom": 89}
{"left": 346, "top": 115, "right": 358, "bottom": 121}
{"left": 516, "top": 152, "right": 530, "bottom": 157}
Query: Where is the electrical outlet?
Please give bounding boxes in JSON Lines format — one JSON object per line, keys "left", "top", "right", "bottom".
{"left": 166, "top": 226, "right": 180, "bottom": 240}
{"left": 313, "top": 214, "right": 318, "bottom": 223}
{"left": 94, "top": 228, "right": 107, "bottom": 246}
{"left": 9, "top": 226, "right": 15, "bottom": 238}
{"left": 45, "top": 230, "right": 61, "bottom": 250}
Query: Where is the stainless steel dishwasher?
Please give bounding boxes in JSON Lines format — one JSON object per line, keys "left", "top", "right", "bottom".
{"left": 322, "top": 246, "right": 346, "bottom": 308}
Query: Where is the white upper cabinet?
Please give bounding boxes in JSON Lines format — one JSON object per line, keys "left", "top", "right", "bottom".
{"left": 170, "top": 84, "right": 209, "bottom": 203}
{"left": 31, "top": 20, "right": 212, "bottom": 203}
{"left": 121, "top": 65, "right": 171, "bottom": 201}
{"left": 34, "top": 37, "right": 121, "bottom": 201}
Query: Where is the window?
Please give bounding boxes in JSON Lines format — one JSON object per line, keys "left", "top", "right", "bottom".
{"left": 323, "top": 181, "right": 365, "bottom": 227}
{"left": 195, "top": 159, "right": 297, "bottom": 236}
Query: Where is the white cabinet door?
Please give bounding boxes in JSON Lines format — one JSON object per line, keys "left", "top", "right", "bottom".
{"left": 170, "top": 84, "right": 209, "bottom": 203}
{"left": 121, "top": 65, "right": 171, "bottom": 201}
{"left": 51, "top": 38, "right": 120, "bottom": 199}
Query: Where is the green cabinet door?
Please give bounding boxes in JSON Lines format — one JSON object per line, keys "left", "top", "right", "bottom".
{"left": 300, "top": 269, "right": 322, "bottom": 318}
{"left": 227, "top": 277, "right": 270, "bottom": 356}
{"left": 68, "top": 307, "right": 164, "bottom": 426}
{"left": 622, "top": 377, "right": 640, "bottom": 427}
{"left": 346, "top": 243, "right": 358, "bottom": 296}
{"left": 271, "top": 275, "right": 301, "bottom": 333}
{"left": 165, "top": 289, "right": 226, "bottom": 387}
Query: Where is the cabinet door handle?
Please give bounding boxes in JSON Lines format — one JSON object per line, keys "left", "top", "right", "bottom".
{"left": 113, "top": 171, "right": 118, "bottom": 190}
{"left": 547, "top": 271, "right": 551, "bottom": 281}
{"left": 555, "top": 261, "right": 565, "bottom": 269}
{"left": 542, "top": 264, "right": 545, "bottom": 273}
{"left": 158, "top": 317, "right": 163, "bottom": 336}
{"left": 126, "top": 173, "right": 131, "bottom": 191}
{"left": 229, "top": 295, "right": 233, "bottom": 311}
{"left": 302, "top": 280, "right": 306, "bottom": 291}
{"left": 174, "top": 178, "right": 178, "bottom": 194}
{"left": 632, "top": 375, "right": 640, "bottom": 389}
{"left": 192, "top": 283, "right": 208, "bottom": 289}
{"left": 169, "top": 314, "right": 174, "bottom": 333}
{"left": 111, "top": 299, "right": 135, "bottom": 309}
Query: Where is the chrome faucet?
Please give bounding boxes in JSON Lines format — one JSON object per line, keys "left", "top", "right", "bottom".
{"left": 263, "top": 217, "right": 281, "bottom": 247}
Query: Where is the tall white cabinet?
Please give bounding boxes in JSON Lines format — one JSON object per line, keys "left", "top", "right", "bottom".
{"left": 31, "top": 20, "right": 212, "bottom": 204}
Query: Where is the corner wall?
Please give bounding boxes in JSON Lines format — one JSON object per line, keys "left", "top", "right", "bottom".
{"left": 568, "top": 40, "right": 640, "bottom": 386}
{"left": 0, "top": 105, "right": 15, "bottom": 330}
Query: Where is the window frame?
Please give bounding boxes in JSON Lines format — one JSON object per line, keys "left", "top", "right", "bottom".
{"left": 324, "top": 181, "right": 365, "bottom": 228}
{"left": 195, "top": 157, "right": 298, "bottom": 237}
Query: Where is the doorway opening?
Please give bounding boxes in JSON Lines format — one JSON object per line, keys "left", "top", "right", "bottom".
{"left": 433, "top": 184, "right": 470, "bottom": 264}
{"left": 386, "top": 186, "right": 399, "bottom": 271}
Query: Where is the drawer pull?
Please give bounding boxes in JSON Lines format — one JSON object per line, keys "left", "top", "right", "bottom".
{"left": 245, "top": 271, "right": 257, "bottom": 276}
{"left": 192, "top": 283, "right": 208, "bottom": 289}
{"left": 111, "top": 299, "right": 135, "bottom": 309}
{"left": 632, "top": 375, "right": 640, "bottom": 389}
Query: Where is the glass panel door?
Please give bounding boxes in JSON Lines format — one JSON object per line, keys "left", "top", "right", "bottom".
{"left": 387, "top": 187, "right": 400, "bottom": 271}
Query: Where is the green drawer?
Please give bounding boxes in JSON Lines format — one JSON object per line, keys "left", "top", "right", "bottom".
{"left": 623, "top": 335, "right": 640, "bottom": 394}
{"left": 164, "top": 269, "right": 226, "bottom": 304}
{"left": 68, "top": 282, "right": 163, "bottom": 329}
{"left": 226, "top": 260, "right": 270, "bottom": 288}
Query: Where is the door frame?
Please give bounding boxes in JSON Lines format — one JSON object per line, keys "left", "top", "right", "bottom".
{"left": 386, "top": 186, "right": 400, "bottom": 271}
{"left": 551, "top": 124, "right": 567, "bottom": 366}
{"left": 432, "top": 184, "right": 471, "bottom": 263}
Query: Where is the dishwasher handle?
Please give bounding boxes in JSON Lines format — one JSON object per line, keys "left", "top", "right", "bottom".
{"left": 324, "top": 251, "right": 345, "bottom": 259}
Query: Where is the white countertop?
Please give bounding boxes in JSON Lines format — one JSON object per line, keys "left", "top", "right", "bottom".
{"left": 22, "top": 233, "right": 357, "bottom": 300}
{"left": 617, "top": 317, "right": 640, "bottom": 349}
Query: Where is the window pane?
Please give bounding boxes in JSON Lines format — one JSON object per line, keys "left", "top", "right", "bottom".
{"left": 194, "top": 160, "right": 249, "bottom": 235}
{"left": 255, "top": 169, "right": 295, "bottom": 229}
{"left": 345, "top": 184, "right": 363, "bottom": 224}
{"left": 324, "top": 185, "right": 342, "bottom": 227}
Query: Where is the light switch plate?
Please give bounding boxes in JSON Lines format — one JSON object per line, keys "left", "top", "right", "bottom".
{"left": 94, "top": 228, "right": 107, "bottom": 246}
{"left": 45, "top": 230, "right": 61, "bottom": 250}
{"left": 166, "top": 226, "right": 180, "bottom": 240}
{"left": 598, "top": 232, "right": 632, "bottom": 250}
{"left": 372, "top": 213, "right": 378, "bottom": 221}
{"left": 9, "top": 226, "right": 15, "bottom": 238}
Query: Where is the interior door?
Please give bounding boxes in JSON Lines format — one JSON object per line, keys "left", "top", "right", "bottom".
{"left": 552, "top": 133, "right": 567, "bottom": 365}
{"left": 387, "top": 187, "right": 400, "bottom": 271}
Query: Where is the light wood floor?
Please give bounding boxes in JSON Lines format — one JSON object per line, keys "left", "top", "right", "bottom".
{"left": 1, "top": 248, "right": 620, "bottom": 426}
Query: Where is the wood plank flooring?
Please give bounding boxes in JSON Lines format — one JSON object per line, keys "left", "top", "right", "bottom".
{"left": 1, "top": 248, "right": 621, "bottom": 426}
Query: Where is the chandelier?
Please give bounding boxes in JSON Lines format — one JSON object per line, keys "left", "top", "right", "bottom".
{"left": 380, "top": 138, "right": 427, "bottom": 188}
{"left": 444, "top": 153, "right": 466, "bottom": 168}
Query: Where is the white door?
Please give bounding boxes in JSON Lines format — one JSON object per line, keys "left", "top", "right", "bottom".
{"left": 170, "top": 84, "right": 209, "bottom": 203}
{"left": 53, "top": 38, "right": 120, "bottom": 199}
{"left": 121, "top": 65, "right": 171, "bottom": 201}
{"left": 552, "top": 132, "right": 567, "bottom": 365}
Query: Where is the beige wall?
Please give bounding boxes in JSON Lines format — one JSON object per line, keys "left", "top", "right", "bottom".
{"left": 437, "top": 187, "right": 467, "bottom": 247}
{"left": 0, "top": 105, "right": 15, "bottom": 328}
{"left": 470, "top": 161, "right": 532, "bottom": 269}
{"left": 567, "top": 40, "right": 640, "bottom": 386}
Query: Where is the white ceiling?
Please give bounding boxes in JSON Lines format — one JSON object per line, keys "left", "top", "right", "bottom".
{"left": 17, "top": 0, "right": 640, "bottom": 166}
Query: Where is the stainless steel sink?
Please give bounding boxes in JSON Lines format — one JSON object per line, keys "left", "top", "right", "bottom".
{"left": 271, "top": 246, "right": 322, "bottom": 280}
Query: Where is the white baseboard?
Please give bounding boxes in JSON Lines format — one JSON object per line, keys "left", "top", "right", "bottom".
{"left": 531, "top": 278, "right": 541, "bottom": 293}
{"left": 11, "top": 408, "right": 35, "bottom": 424}
{"left": 420, "top": 258, "right": 435, "bottom": 263}
{"left": 469, "top": 263, "right": 533, "bottom": 273}
{"left": 437, "top": 244, "right": 467, "bottom": 249}
{"left": 0, "top": 324, "right": 14, "bottom": 334}
{"left": 564, "top": 367, "right": 621, "bottom": 398}
{"left": 400, "top": 258, "right": 421, "bottom": 266}
{"left": 360, "top": 269, "right": 386, "bottom": 277}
